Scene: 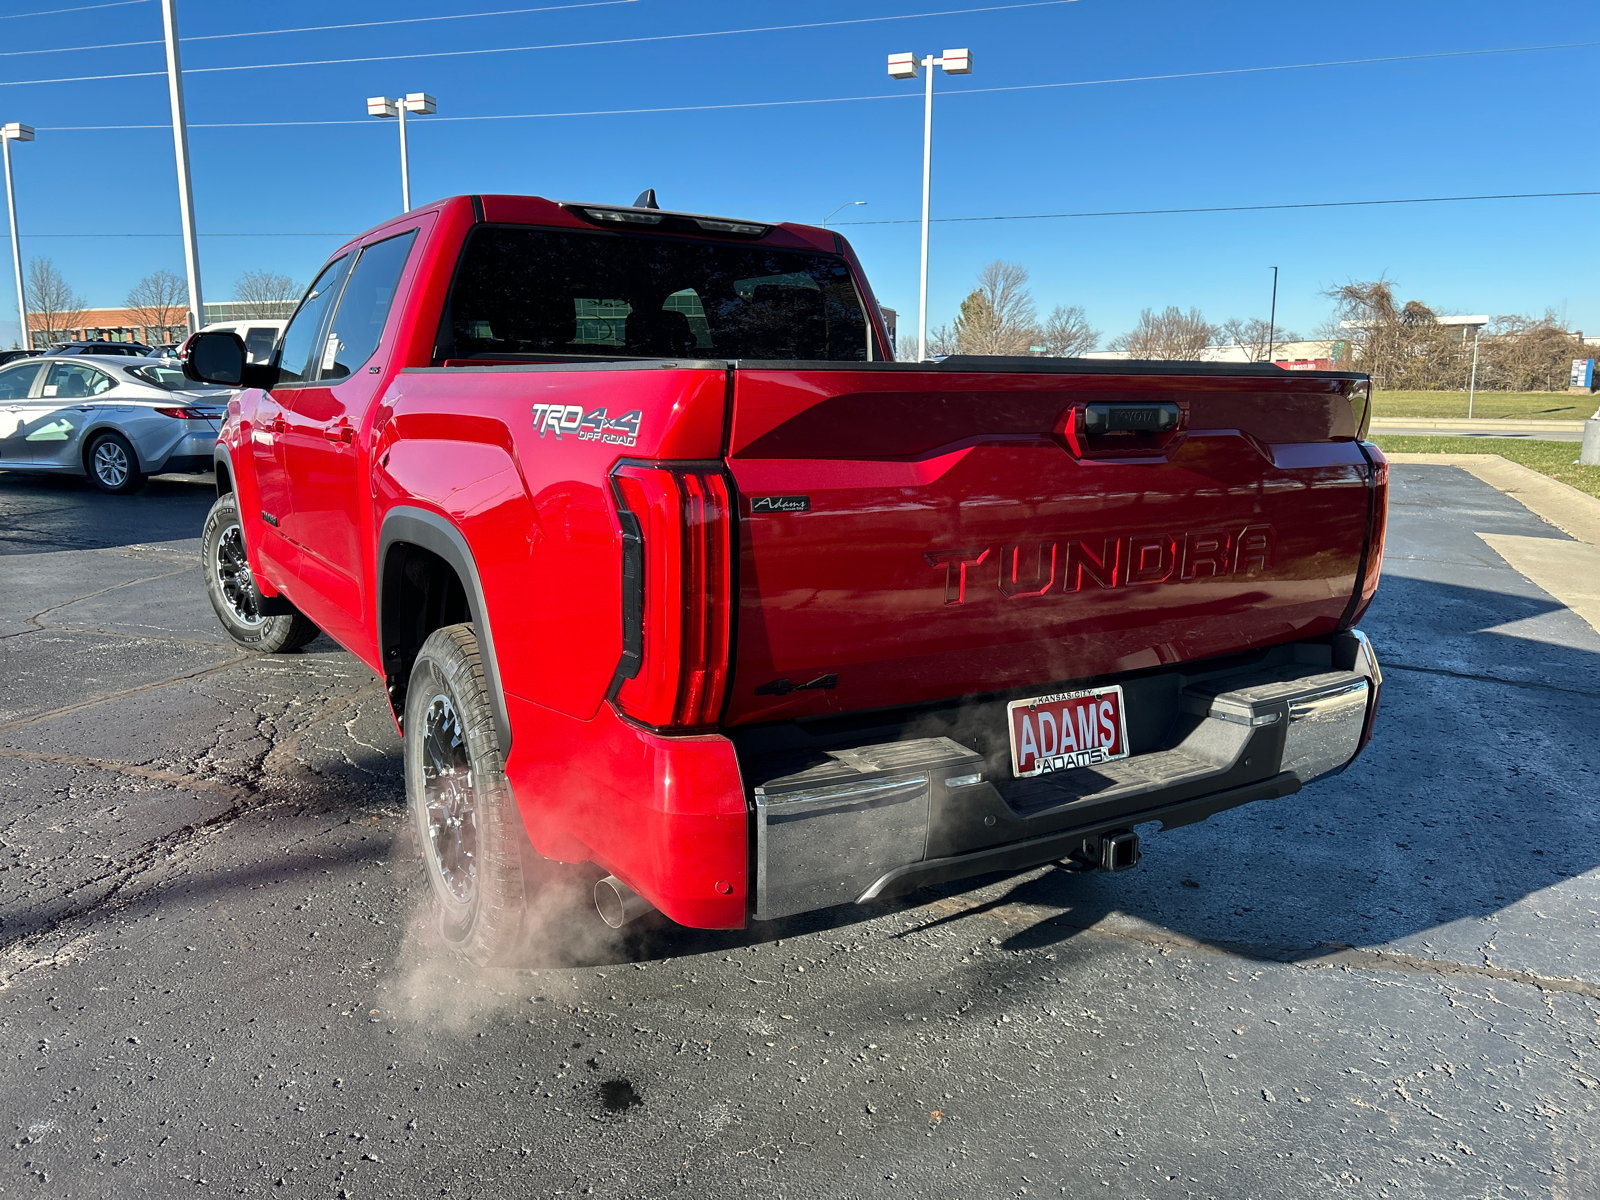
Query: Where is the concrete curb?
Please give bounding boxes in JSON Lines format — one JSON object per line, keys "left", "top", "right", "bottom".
{"left": 1382, "top": 452, "right": 1600, "bottom": 546}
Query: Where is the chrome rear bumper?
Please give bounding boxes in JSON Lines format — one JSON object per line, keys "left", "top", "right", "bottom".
{"left": 749, "top": 631, "right": 1380, "bottom": 921}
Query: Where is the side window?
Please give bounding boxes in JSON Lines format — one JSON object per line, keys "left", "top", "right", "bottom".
{"left": 274, "top": 255, "right": 351, "bottom": 385}
{"left": 318, "top": 230, "right": 418, "bottom": 381}
{"left": 243, "top": 327, "right": 278, "bottom": 364}
{"left": 43, "top": 363, "right": 114, "bottom": 400}
{"left": 49, "top": 363, "right": 112, "bottom": 397}
{"left": 0, "top": 362, "right": 41, "bottom": 400}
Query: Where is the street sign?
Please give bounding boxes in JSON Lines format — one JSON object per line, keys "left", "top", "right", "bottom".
{"left": 1571, "top": 358, "right": 1595, "bottom": 390}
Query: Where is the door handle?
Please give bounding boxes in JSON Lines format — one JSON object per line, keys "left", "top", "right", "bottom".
{"left": 267, "top": 412, "right": 286, "bottom": 435}
{"left": 323, "top": 419, "right": 354, "bottom": 445}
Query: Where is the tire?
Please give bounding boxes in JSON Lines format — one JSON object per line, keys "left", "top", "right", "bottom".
{"left": 201, "top": 493, "right": 320, "bottom": 653}
{"left": 404, "top": 623, "right": 526, "bottom": 964}
{"left": 85, "top": 431, "right": 146, "bottom": 494}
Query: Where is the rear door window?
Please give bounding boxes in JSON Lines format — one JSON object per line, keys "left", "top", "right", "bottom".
{"left": 274, "top": 255, "right": 350, "bottom": 384}
{"left": 42, "top": 363, "right": 114, "bottom": 399}
{"left": 317, "top": 229, "right": 418, "bottom": 381}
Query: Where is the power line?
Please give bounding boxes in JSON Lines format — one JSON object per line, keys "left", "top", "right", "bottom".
{"left": 0, "top": 0, "right": 143, "bottom": 19}
{"left": 0, "top": 0, "right": 1079, "bottom": 85}
{"left": 17, "top": 231, "right": 353, "bottom": 237}
{"left": 0, "top": 0, "right": 637, "bottom": 59}
{"left": 16, "top": 189, "right": 1600, "bottom": 238}
{"left": 832, "top": 189, "right": 1600, "bottom": 225}
{"left": 33, "top": 36, "right": 1600, "bottom": 129}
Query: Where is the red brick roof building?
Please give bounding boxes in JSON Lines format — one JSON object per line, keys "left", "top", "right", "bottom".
{"left": 26, "top": 306, "right": 189, "bottom": 349}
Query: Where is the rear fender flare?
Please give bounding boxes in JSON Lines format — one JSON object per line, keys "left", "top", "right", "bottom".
{"left": 377, "top": 506, "right": 514, "bottom": 755}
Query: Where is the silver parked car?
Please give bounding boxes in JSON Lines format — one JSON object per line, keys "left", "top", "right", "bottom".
{"left": 0, "top": 355, "right": 232, "bottom": 493}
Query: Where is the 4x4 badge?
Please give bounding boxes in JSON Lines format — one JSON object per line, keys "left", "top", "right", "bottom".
{"left": 532, "top": 404, "right": 641, "bottom": 447}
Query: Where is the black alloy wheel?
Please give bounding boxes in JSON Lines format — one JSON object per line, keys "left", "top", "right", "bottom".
{"left": 200, "top": 492, "right": 320, "bottom": 653}
{"left": 404, "top": 623, "right": 528, "bottom": 964}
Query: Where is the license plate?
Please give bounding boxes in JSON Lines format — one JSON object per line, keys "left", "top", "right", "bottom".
{"left": 1008, "top": 685, "right": 1130, "bottom": 778}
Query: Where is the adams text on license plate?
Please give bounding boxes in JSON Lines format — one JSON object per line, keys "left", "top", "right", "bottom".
{"left": 1007, "top": 686, "right": 1129, "bottom": 778}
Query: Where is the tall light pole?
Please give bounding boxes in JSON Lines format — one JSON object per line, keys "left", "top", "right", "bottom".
{"left": 888, "top": 48, "right": 971, "bottom": 361}
{"left": 822, "top": 200, "right": 866, "bottom": 227}
{"left": 1468, "top": 325, "right": 1482, "bottom": 418}
{"left": 160, "top": 0, "right": 204, "bottom": 335}
{"left": 1, "top": 123, "right": 32, "bottom": 350}
{"left": 1438, "top": 315, "right": 1489, "bottom": 418}
{"left": 1266, "top": 266, "right": 1278, "bottom": 363}
{"left": 367, "top": 93, "right": 437, "bottom": 213}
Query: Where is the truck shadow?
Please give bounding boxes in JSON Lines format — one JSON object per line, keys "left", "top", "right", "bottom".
{"left": 605, "top": 571, "right": 1600, "bottom": 971}
{"left": 0, "top": 471, "right": 214, "bottom": 554}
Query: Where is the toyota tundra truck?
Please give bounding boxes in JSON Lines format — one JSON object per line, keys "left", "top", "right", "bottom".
{"left": 183, "top": 193, "right": 1386, "bottom": 962}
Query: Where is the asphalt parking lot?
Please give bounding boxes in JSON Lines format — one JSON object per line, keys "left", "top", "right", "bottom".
{"left": 1, "top": 463, "right": 1596, "bottom": 1199}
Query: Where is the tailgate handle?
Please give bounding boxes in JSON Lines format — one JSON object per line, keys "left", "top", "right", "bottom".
{"left": 1084, "top": 402, "right": 1182, "bottom": 435}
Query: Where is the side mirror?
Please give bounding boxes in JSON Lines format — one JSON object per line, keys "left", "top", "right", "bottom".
{"left": 181, "top": 330, "right": 278, "bottom": 390}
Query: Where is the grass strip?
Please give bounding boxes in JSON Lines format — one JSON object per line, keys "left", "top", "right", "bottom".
{"left": 1371, "top": 391, "right": 1594, "bottom": 421}
{"left": 1371, "top": 435, "right": 1600, "bottom": 500}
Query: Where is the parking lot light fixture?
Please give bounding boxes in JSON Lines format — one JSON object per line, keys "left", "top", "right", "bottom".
{"left": 1, "top": 123, "right": 32, "bottom": 351}
{"left": 367, "top": 93, "right": 437, "bottom": 213}
{"left": 888, "top": 49, "right": 972, "bottom": 360}
{"left": 1439, "top": 315, "right": 1490, "bottom": 417}
{"left": 822, "top": 200, "right": 865, "bottom": 227}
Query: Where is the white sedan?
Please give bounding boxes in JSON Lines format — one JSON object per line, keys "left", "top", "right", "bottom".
{"left": 0, "top": 355, "right": 233, "bottom": 493}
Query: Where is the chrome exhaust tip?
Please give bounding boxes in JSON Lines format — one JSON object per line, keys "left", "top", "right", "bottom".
{"left": 594, "top": 875, "right": 653, "bottom": 929}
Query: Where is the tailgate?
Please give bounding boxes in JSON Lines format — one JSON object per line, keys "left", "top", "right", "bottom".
{"left": 722, "top": 367, "right": 1375, "bottom": 726}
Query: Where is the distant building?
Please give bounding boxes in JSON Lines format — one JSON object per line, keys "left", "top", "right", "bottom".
{"left": 1080, "top": 339, "right": 1340, "bottom": 369}
{"left": 200, "top": 301, "right": 297, "bottom": 324}
{"left": 25, "top": 300, "right": 298, "bottom": 348}
{"left": 28, "top": 306, "right": 187, "bottom": 348}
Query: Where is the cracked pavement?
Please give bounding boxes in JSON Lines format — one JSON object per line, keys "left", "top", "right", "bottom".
{"left": 0, "top": 465, "right": 1596, "bottom": 1199}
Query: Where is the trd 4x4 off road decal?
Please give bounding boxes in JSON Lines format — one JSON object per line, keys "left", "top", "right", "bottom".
{"left": 531, "top": 404, "right": 642, "bottom": 447}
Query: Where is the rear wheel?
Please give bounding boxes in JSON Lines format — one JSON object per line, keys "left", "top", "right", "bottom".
{"left": 405, "top": 623, "right": 527, "bottom": 964}
{"left": 85, "top": 431, "right": 145, "bottom": 494}
{"left": 201, "top": 492, "right": 320, "bottom": 652}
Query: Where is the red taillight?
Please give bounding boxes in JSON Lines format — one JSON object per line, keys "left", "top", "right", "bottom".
{"left": 1351, "top": 445, "right": 1388, "bottom": 624}
{"left": 610, "top": 463, "right": 733, "bottom": 731}
{"left": 153, "top": 406, "right": 208, "bottom": 419}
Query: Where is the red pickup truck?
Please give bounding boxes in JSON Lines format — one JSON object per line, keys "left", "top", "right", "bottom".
{"left": 183, "top": 193, "right": 1386, "bottom": 962}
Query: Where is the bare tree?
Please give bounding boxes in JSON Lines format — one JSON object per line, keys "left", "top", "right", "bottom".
{"left": 125, "top": 269, "right": 189, "bottom": 339}
{"left": 919, "top": 323, "right": 959, "bottom": 359}
{"left": 1321, "top": 278, "right": 1457, "bottom": 389}
{"left": 25, "top": 257, "right": 87, "bottom": 346}
{"left": 1035, "top": 304, "right": 1098, "bottom": 357}
{"left": 1473, "top": 312, "right": 1594, "bottom": 393}
{"left": 1220, "top": 316, "right": 1299, "bottom": 362}
{"left": 1319, "top": 279, "right": 1597, "bottom": 392}
{"left": 1110, "top": 306, "right": 1216, "bottom": 360}
{"left": 954, "top": 261, "right": 1037, "bottom": 355}
{"left": 233, "top": 269, "right": 303, "bottom": 318}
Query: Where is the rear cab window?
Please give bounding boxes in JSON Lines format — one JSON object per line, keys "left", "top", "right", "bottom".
{"left": 434, "top": 226, "right": 870, "bottom": 362}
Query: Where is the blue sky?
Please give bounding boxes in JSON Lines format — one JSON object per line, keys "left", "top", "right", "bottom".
{"left": 1, "top": 0, "right": 1597, "bottom": 350}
